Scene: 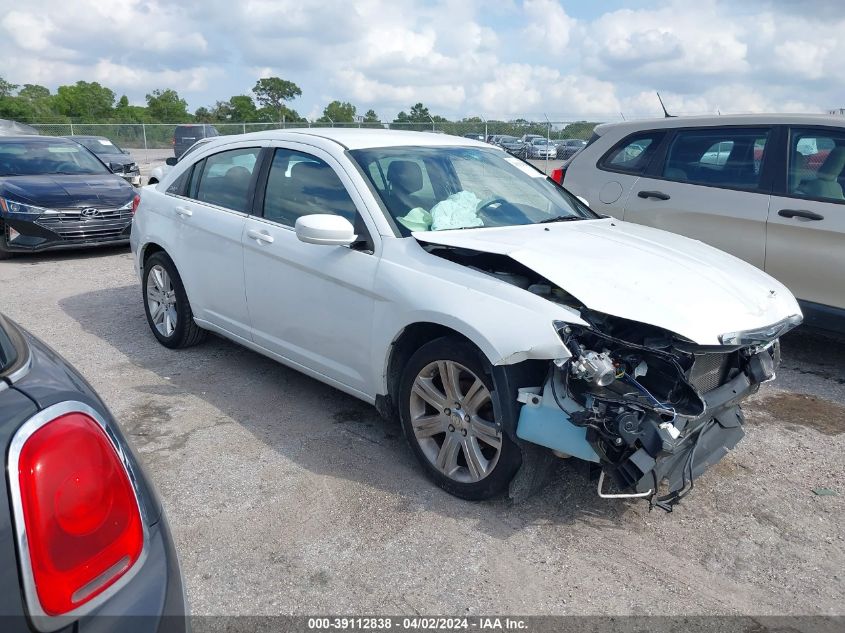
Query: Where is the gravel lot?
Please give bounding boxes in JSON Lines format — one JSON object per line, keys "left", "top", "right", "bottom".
{"left": 0, "top": 247, "right": 842, "bottom": 617}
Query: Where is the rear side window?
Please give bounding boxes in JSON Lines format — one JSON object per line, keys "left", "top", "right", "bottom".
{"left": 788, "top": 127, "right": 845, "bottom": 202}
{"left": 598, "top": 131, "right": 665, "bottom": 175}
{"left": 662, "top": 127, "right": 771, "bottom": 191}
{"left": 262, "top": 149, "right": 359, "bottom": 227}
{"left": 191, "top": 148, "right": 261, "bottom": 212}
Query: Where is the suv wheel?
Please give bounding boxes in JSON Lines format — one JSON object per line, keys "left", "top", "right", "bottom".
{"left": 142, "top": 252, "right": 206, "bottom": 349}
{"left": 398, "top": 337, "right": 521, "bottom": 500}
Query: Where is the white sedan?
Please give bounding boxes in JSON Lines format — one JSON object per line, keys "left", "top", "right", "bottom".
{"left": 131, "top": 129, "right": 801, "bottom": 507}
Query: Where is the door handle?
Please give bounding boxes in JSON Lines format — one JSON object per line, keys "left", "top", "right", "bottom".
{"left": 247, "top": 228, "right": 274, "bottom": 244}
{"left": 637, "top": 190, "right": 671, "bottom": 200}
{"left": 174, "top": 206, "right": 193, "bottom": 217}
{"left": 778, "top": 209, "right": 824, "bottom": 221}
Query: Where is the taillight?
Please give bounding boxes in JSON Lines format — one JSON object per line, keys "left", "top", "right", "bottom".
{"left": 9, "top": 404, "right": 145, "bottom": 620}
{"left": 551, "top": 167, "right": 565, "bottom": 184}
{"left": 131, "top": 193, "right": 141, "bottom": 215}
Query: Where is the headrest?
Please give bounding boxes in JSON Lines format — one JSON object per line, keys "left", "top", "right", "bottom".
{"left": 291, "top": 160, "right": 330, "bottom": 186}
{"left": 387, "top": 160, "right": 423, "bottom": 194}
{"left": 817, "top": 147, "right": 845, "bottom": 181}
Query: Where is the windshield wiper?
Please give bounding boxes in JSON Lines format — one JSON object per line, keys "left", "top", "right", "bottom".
{"left": 537, "top": 215, "right": 585, "bottom": 224}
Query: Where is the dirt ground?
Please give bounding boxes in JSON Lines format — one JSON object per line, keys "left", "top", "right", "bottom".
{"left": 0, "top": 247, "right": 842, "bottom": 617}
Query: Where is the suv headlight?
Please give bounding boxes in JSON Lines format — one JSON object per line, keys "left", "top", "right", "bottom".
{"left": 0, "top": 198, "right": 47, "bottom": 220}
{"left": 719, "top": 314, "right": 803, "bottom": 346}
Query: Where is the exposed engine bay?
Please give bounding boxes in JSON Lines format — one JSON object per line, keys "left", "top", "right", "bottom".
{"left": 426, "top": 243, "right": 789, "bottom": 510}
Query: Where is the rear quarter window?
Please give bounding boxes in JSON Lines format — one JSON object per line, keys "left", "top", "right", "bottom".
{"left": 598, "top": 131, "right": 666, "bottom": 175}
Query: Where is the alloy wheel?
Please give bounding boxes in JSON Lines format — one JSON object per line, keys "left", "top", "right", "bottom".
{"left": 146, "top": 264, "right": 178, "bottom": 337}
{"left": 409, "top": 360, "right": 502, "bottom": 483}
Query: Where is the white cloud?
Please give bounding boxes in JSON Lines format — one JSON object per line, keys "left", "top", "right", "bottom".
{"left": 0, "top": 0, "right": 843, "bottom": 120}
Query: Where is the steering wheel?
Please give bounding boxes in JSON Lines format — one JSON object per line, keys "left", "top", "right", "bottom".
{"left": 476, "top": 196, "right": 532, "bottom": 226}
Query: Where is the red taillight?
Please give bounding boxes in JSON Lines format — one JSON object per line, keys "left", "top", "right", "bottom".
{"left": 551, "top": 167, "right": 565, "bottom": 184}
{"left": 14, "top": 411, "right": 144, "bottom": 616}
{"left": 131, "top": 194, "right": 141, "bottom": 215}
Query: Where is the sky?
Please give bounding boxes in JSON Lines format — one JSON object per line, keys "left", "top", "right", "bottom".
{"left": 0, "top": 0, "right": 842, "bottom": 122}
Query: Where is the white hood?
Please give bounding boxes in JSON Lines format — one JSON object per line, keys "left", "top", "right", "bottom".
{"left": 414, "top": 219, "right": 802, "bottom": 345}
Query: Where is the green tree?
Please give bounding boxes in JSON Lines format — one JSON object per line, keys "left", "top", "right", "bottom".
{"left": 17, "top": 84, "right": 50, "bottom": 101}
{"left": 194, "top": 106, "right": 214, "bottom": 122}
{"left": 252, "top": 77, "right": 302, "bottom": 121}
{"left": 0, "top": 76, "right": 18, "bottom": 98}
{"left": 363, "top": 109, "right": 379, "bottom": 122}
{"left": 318, "top": 100, "right": 356, "bottom": 124}
{"left": 228, "top": 95, "right": 258, "bottom": 122}
{"left": 145, "top": 88, "right": 190, "bottom": 122}
{"left": 54, "top": 81, "right": 115, "bottom": 120}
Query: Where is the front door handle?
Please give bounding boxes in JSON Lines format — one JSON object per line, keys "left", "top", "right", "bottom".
{"left": 778, "top": 209, "right": 824, "bottom": 221}
{"left": 637, "top": 190, "right": 671, "bottom": 200}
{"left": 174, "top": 206, "right": 193, "bottom": 217}
{"left": 247, "top": 229, "right": 274, "bottom": 244}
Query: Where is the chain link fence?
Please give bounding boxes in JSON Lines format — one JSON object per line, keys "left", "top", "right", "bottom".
{"left": 29, "top": 118, "right": 610, "bottom": 177}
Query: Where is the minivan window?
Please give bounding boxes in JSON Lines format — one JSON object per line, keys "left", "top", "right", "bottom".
{"left": 598, "top": 131, "right": 665, "bottom": 175}
{"left": 192, "top": 147, "right": 261, "bottom": 212}
{"left": 788, "top": 128, "right": 845, "bottom": 202}
{"left": 262, "top": 149, "right": 359, "bottom": 227}
{"left": 662, "top": 127, "right": 770, "bottom": 191}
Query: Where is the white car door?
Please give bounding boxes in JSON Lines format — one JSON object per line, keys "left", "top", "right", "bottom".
{"left": 168, "top": 143, "right": 264, "bottom": 340}
{"left": 621, "top": 126, "right": 773, "bottom": 269}
{"left": 241, "top": 144, "right": 379, "bottom": 396}
{"left": 766, "top": 126, "right": 845, "bottom": 315}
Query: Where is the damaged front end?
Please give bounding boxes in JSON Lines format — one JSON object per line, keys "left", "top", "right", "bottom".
{"left": 516, "top": 313, "right": 799, "bottom": 511}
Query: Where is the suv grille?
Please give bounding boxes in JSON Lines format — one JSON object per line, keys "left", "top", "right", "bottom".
{"left": 688, "top": 353, "right": 731, "bottom": 394}
{"left": 35, "top": 207, "right": 132, "bottom": 242}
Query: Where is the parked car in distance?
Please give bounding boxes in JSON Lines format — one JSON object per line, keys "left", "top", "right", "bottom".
{"left": 148, "top": 137, "right": 213, "bottom": 185}
{"left": 526, "top": 137, "right": 557, "bottom": 159}
{"left": 0, "top": 311, "right": 187, "bottom": 632}
{"left": 561, "top": 114, "right": 845, "bottom": 334}
{"left": 497, "top": 135, "right": 524, "bottom": 154}
{"left": 173, "top": 124, "right": 218, "bottom": 159}
{"left": 69, "top": 135, "right": 141, "bottom": 186}
{"left": 556, "top": 138, "right": 587, "bottom": 159}
{"left": 462, "top": 133, "right": 486, "bottom": 142}
{"left": 132, "top": 128, "right": 800, "bottom": 508}
{"left": 0, "top": 136, "right": 138, "bottom": 259}
{"left": 0, "top": 119, "right": 39, "bottom": 136}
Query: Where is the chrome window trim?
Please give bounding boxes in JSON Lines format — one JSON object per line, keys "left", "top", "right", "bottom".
{"left": 7, "top": 400, "right": 150, "bottom": 632}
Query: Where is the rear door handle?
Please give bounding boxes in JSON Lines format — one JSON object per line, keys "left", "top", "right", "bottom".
{"left": 778, "top": 209, "right": 824, "bottom": 221}
{"left": 174, "top": 206, "right": 193, "bottom": 217}
{"left": 246, "top": 228, "right": 274, "bottom": 244}
{"left": 637, "top": 190, "right": 671, "bottom": 200}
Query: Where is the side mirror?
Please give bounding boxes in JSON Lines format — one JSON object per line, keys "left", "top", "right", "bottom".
{"left": 295, "top": 214, "right": 357, "bottom": 246}
{"left": 165, "top": 157, "right": 178, "bottom": 166}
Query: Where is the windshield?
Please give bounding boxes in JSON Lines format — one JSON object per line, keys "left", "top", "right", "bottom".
{"left": 0, "top": 140, "right": 109, "bottom": 176}
{"left": 76, "top": 137, "right": 125, "bottom": 155}
{"left": 350, "top": 146, "right": 596, "bottom": 235}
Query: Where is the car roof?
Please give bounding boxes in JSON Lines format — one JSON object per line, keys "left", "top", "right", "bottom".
{"left": 595, "top": 113, "right": 845, "bottom": 136}
{"left": 0, "top": 135, "right": 76, "bottom": 144}
{"left": 68, "top": 135, "right": 108, "bottom": 140}
{"left": 196, "top": 128, "right": 493, "bottom": 151}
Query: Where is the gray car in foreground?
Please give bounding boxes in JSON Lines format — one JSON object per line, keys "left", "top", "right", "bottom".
{"left": 0, "top": 312, "right": 187, "bottom": 632}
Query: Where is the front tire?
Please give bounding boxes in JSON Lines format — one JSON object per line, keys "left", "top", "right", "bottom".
{"left": 398, "top": 337, "right": 521, "bottom": 500}
{"left": 142, "top": 252, "right": 206, "bottom": 349}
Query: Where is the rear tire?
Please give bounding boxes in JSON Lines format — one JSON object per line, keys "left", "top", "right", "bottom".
{"left": 142, "top": 252, "right": 206, "bottom": 349}
{"left": 398, "top": 337, "right": 521, "bottom": 500}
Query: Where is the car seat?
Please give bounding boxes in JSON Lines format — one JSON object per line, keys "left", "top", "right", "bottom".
{"left": 799, "top": 146, "right": 845, "bottom": 200}
{"left": 386, "top": 160, "right": 426, "bottom": 212}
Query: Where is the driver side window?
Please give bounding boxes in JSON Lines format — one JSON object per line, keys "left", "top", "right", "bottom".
{"left": 262, "top": 149, "right": 360, "bottom": 227}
